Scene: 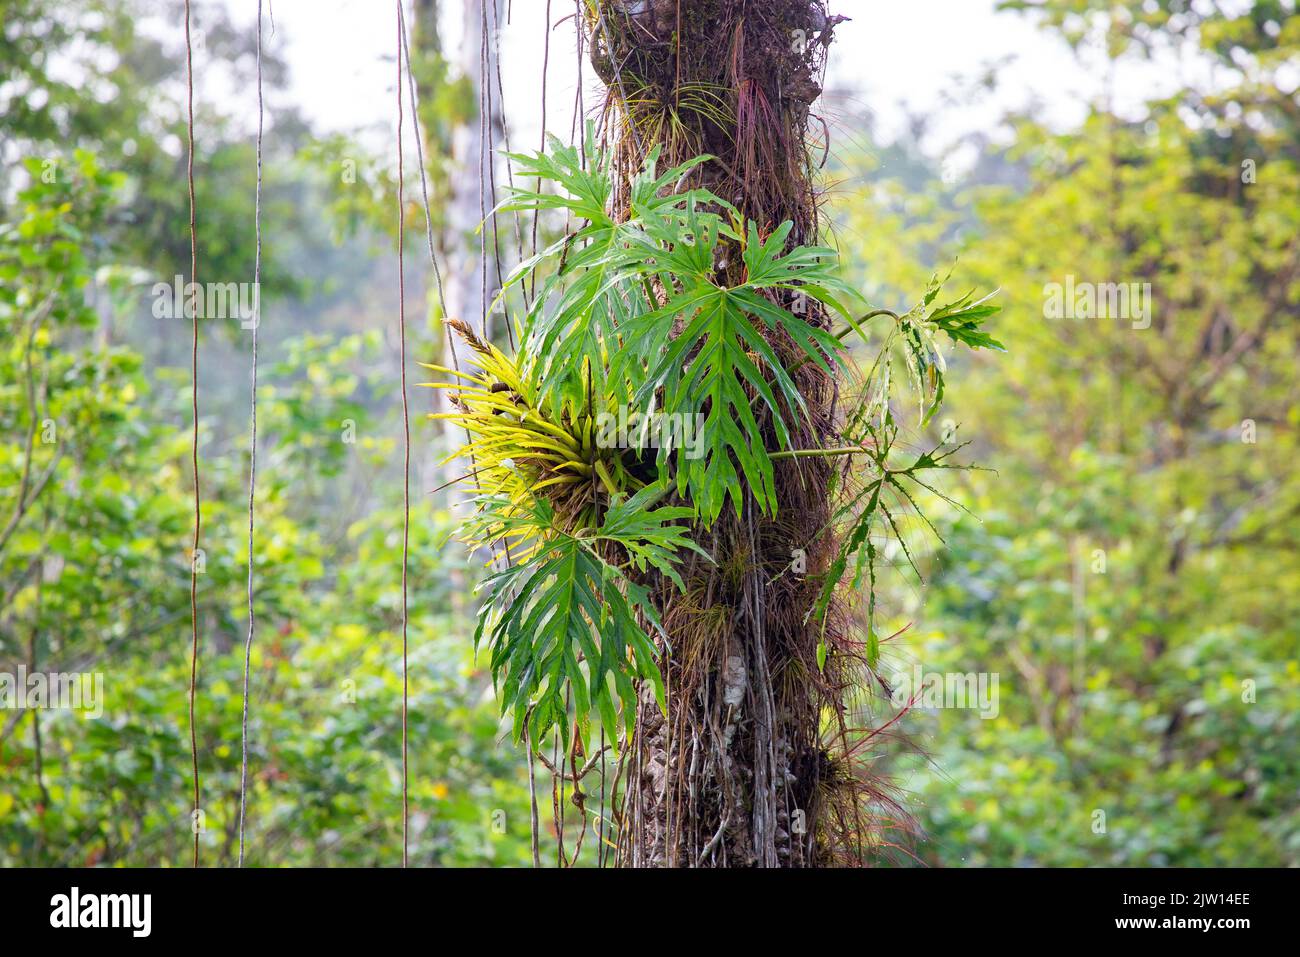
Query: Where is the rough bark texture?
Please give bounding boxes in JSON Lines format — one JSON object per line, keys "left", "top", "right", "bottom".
{"left": 589, "top": 0, "right": 859, "bottom": 868}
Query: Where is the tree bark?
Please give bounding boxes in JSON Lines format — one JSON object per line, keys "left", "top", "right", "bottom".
{"left": 590, "top": 0, "right": 851, "bottom": 867}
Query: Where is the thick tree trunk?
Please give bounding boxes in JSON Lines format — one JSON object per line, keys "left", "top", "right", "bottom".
{"left": 590, "top": 0, "right": 850, "bottom": 867}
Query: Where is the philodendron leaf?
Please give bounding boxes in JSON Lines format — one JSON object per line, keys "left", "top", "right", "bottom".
{"left": 475, "top": 532, "right": 670, "bottom": 750}
{"left": 441, "top": 136, "right": 999, "bottom": 752}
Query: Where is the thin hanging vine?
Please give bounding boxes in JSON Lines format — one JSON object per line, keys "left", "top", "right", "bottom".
{"left": 237, "top": 0, "right": 266, "bottom": 869}
{"left": 395, "top": 0, "right": 413, "bottom": 869}
{"left": 182, "top": 0, "right": 202, "bottom": 871}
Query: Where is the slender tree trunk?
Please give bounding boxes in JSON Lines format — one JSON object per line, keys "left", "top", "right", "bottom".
{"left": 445, "top": 0, "right": 504, "bottom": 344}
{"left": 412, "top": 0, "right": 504, "bottom": 449}
{"left": 411, "top": 0, "right": 453, "bottom": 502}
{"left": 412, "top": 0, "right": 505, "bottom": 611}
{"left": 589, "top": 1, "right": 852, "bottom": 867}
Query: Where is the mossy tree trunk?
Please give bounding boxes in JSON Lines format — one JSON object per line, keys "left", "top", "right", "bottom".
{"left": 588, "top": 0, "right": 856, "bottom": 868}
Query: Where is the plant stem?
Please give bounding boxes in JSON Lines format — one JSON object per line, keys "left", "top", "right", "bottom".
{"left": 769, "top": 446, "right": 870, "bottom": 461}
{"left": 783, "top": 309, "right": 901, "bottom": 379}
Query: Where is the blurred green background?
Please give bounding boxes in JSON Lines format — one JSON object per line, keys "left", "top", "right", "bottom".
{"left": 1, "top": 0, "right": 1296, "bottom": 866}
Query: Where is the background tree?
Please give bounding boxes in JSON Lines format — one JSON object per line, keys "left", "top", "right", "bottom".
{"left": 0, "top": 1, "right": 535, "bottom": 866}
{"left": 836, "top": 0, "right": 1300, "bottom": 865}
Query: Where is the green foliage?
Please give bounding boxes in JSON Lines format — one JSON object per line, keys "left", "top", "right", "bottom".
{"left": 499, "top": 135, "right": 717, "bottom": 413}
{"left": 626, "top": 218, "right": 849, "bottom": 523}
{"left": 503, "top": 134, "right": 854, "bottom": 524}
{"left": 470, "top": 495, "right": 668, "bottom": 749}
{"left": 438, "top": 130, "right": 999, "bottom": 762}
{"left": 836, "top": 0, "right": 1300, "bottom": 866}
{"left": 814, "top": 420, "right": 977, "bottom": 670}
{"left": 0, "top": 146, "right": 533, "bottom": 867}
{"left": 20, "top": 0, "right": 1289, "bottom": 873}
{"left": 855, "top": 272, "right": 1005, "bottom": 433}
{"left": 807, "top": 272, "right": 1004, "bottom": 670}
{"left": 428, "top": 313, "right": 717, "bottom": 751}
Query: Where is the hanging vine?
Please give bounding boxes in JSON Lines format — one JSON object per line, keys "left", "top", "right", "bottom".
{"left": 182, "top": 0, "right": 202, "bottom": 871}
{"left": 237, "top": 0, "right": 266, "bottom": 870}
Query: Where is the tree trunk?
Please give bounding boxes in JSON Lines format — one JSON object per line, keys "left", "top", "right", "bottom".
{"left": 412, "top": 0, "right": 506, "bottom": 609}
{"left": 445, "top": 0, "right": 505, "bottom": 346}
{"left": 589, "top": 0, "right": 854, "bottom": 867}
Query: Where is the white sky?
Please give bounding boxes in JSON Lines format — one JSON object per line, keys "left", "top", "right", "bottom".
{"left": 213, "top": 0, "right": 1186, "bottom": 161}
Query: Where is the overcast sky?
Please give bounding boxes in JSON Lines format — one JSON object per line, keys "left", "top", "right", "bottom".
{"left": 211, "top": 1, "right": 1180, "bottom": 154}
